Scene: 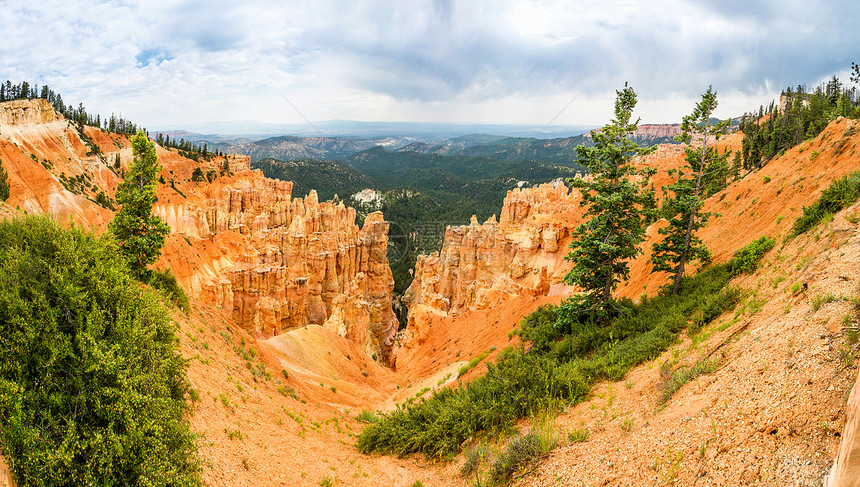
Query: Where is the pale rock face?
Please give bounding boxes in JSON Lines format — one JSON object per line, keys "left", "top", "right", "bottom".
{"left": 0, "top": 99, "right": 61, "bottom": 125}
{"left": 400, "top": 180, "right": 581, "bottom": 349}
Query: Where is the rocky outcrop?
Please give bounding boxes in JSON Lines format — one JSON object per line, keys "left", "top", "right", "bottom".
{"left": 401, "top": 180, "right": 581, "bottom": 346}
{"left": 158, "top": 173, "right": 398, "bottom": 362}
{"left": 584, "top": 123, "right": 682, "bottom": 143}
{"left": 0, "top": 98, "right": 61, "bottom": 125}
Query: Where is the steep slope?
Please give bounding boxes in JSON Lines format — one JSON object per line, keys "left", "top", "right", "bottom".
{"left": 391, "top": 117, "right": 860, "bottom": 486}
{"left": 521, "top": 192, "right": 860, "bottom": 486}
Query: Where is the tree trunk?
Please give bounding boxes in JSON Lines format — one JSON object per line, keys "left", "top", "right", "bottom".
{"left": 672, "top": 111, "right": 710, "bottom": 294}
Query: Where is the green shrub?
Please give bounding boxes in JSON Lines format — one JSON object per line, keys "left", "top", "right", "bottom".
{"left": 727, "top": 236, "right": 774, "bottom": 276}
{"left": 0, "top": 158, "right": 9, "bottom": 202}
{"left": 460, "top": 443, "right": 493, "bottom": 478}
{"left": 0, "top": 215, "right": 200, "bottom": 486}
{"left": 658, "top": 358, "right": 719, "bottom": 404}
{"left": 148, "top": 267, "right": 190, "bottom": 312}
{"left": 457, "top": 347, "right": 495, "bottom": 378}
{"left": 567, "top": 428, "right": 589, "bottom": 443}
{"left": 488, "top": 427, "right": 558, "bottom": 485}
{"left": 356, "top": 410, "right": 379, "bottom": 424}
{"left": 789, "top": 170, "right": 860, "bottom": 239}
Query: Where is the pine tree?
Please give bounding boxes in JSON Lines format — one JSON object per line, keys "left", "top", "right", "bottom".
{"left": 652, "top": 87, "right": 730, "bottom": 294}
{"left": 0, "top": 159, "right": 9, "bottom": 202}
{"left": 563, "top": 84, "right": 655, "bottom": 312}
{"left": 108, "top": 132, "right": 170, "bottom": 278}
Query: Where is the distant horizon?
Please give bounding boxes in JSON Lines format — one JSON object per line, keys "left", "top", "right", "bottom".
{"left": 147, "top": 119, "right": 599, "bottom": 141}
{"left": 5, "top": 1, "right": 857, "bottom": 130}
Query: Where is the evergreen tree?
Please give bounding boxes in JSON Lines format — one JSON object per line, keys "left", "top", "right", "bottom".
{"left": 0, "top": 159, "right": 9, "bottom": 202}
{"left": 563, "top": 84, "right": 655, "bottom": 312}
{"left": 109, "top": 132, "right": 170, "bottom": 278}
{"left": 652, "top": 87, "right": 730, "bottom": 294}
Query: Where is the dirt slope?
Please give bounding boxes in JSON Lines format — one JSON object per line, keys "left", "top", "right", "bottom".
{"left": 519, "top": 201, "right": 860, "bottom": 485}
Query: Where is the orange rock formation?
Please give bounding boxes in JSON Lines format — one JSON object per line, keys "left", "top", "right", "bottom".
{"left": 400, "top": 179, "right": 583, "bottom": 351}
{"left": 0, "top": 99, "right": 398, "bottom": 363}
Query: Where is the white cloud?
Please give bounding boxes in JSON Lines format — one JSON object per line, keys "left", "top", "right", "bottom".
{"left": 1, "top": 0, "right": 858, "bottom": 128}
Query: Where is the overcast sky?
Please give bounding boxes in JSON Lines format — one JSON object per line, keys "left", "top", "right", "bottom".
{"left": 2, "top": 0, "right": 858, "bottom": 130}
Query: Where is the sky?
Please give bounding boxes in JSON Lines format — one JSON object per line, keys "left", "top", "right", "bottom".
{"left": 2, "top": 0, "right": 859, "bottom": 132}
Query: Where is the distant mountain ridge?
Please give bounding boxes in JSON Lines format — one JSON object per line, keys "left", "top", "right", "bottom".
{"left": 392, "top": 124, "right": 684, "bottom": 164}
{"left": 201, "top": 123, "right": 685, "bottom": 164}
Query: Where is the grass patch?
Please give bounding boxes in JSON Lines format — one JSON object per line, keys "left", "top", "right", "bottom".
{"left": 487, "top": 425, "right": 559, "bottom": 485}
{"left": 567, "top": 428, "right": 589, "bottom": 443}
{"left": 458, "top": 347, "right": 496, "bottom": 378}
{"left": 657, "top": 357, "right": 719, "bottom": 405}
{"left": 811, "top": 292, "right": 838, "bottom": 312}
{"left": 356, "top": 410, "right": 379, "bottom": 424}
{"left": 788, "top": 170, "right": 860, "bottom": 239}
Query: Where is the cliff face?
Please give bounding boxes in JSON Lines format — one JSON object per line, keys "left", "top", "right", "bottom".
{"left": 0, "top": 98, "right": 61, "bottom": 125}
{"left": 0, "top": 99, "right": 397, "bottom": 362}
{"left": 155, "top": 168, "right": 397, "bottom": 361}
{"left": 400, "top": 180, "right": 583, "bottom": 348}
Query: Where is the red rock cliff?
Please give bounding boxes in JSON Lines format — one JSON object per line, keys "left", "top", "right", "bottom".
{"left": 400, "top": 180, "right": 583, "bottom": 348}
{"left": 0, "top": 99, "right": 398, "bottom": 362}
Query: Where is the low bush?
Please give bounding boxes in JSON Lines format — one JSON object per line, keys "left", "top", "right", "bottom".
{"left": 789, "top": 170, "right": 860, "bottom": 239}
{"left": 727, "top": 236, "right": 774, "bottom": 276}
{"left": 487, "top": 428, "right": 557, "bottom": 485}
{"left": 658, "top": 357, "right": 720, "bottom": 405}
{"left": 148, "top": 266, "right": 190, "bottom": 312}
{"left": 0, "top": 215, "right": 200, "bottom": 486}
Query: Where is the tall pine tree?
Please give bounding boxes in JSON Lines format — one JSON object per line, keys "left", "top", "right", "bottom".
{"left": 652, "top": 87, "right": 730, "bottom": 294}
{"left": 108, "top": 132, "right": 170, "bottom": 278}
{"left": 563, "top": 84, "right": 655, "bottom": 313}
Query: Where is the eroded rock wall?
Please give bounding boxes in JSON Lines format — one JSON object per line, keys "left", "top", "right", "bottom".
{"left": 0, "top": 99, "right": 397, "bottom": 362}
{"left": 158, "top": 174, "right": 398, "bottom": 362}
{"left": 401, "top": 180, "right": 582, "bottom": 347}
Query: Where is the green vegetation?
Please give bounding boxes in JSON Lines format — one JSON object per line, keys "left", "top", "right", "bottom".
{"left": 0, "top": 215, "right": 200, "bottom": 486}
{"left": 788, "top": 170, "right": 860, "bottom": 239}
{"left": 0, "top": 158, "right": 9, "bottom": 202}
{"left": 738, "top": 75, "right": 860, "bottom": 170}
{"left": 356, "top": 237, "right": 769, "bottom": 459}
{"left": 155, "top": 133, "right": 219, "bottom": 162}
{"left": 457, "top": 347, "right": 495, "bottom": 378}
{"left": 567, "top": 428, "right": 589, "bottom": 443}
{"left": 148, "top": 267, "right": 191, "bottom": 312}
{"left": 726, "top": 236, "right": 774, "bottom": 276}
{"left": 253, "top": 157, "right": 375, "bottom": 202}
{"left": 564, "top": 84, "right": 655, "bottom": 311}
{"left": 653, "top": 87, "right": 730, "bottom": 293}
{"left": 657, "top": 357, "right": 720, "bottom": 405}
{"left": 109, "top": 131, "right": 171, "bottom": 279}
{"left": 486, "top": 426, "right": 559, "bottom": 485}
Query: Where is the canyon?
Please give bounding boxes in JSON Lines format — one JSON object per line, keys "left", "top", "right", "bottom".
{"left": 2, "top": 98, "right": 860, "bottom": 486}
